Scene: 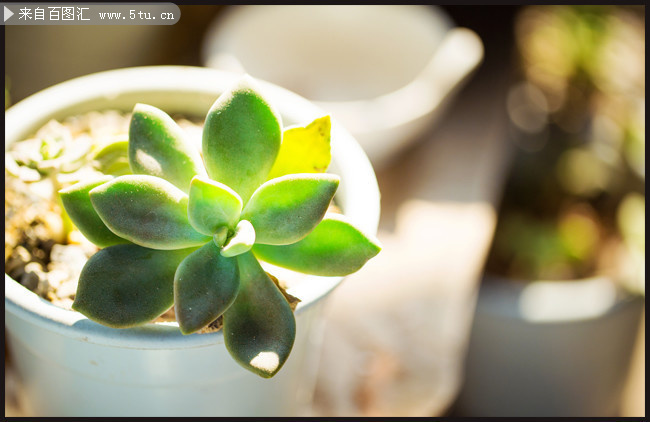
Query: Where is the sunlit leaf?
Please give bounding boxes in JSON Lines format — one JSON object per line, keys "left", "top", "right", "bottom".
{"left": 202, "top": 75, "right": 282, "bottom": 203}
{"left": 174, "top": 241, "right": 240, "bottom": 334}
{"left": 89, "top": 175, "right": 211, "bottom": 250}
{"left": 92, "top": 137, "right": 131, "bottom": 176}
{"left": 187, "top": 175, "right": 242, "bottom": 236}
{"left": 241, "top": 173, "right": 339, "bottom": 245}
{"left": 221, "top": 220, "right": 255, "bottom": 258}
{"left": 129, "top": 103, "right": 206, "bottom": 193}
{"left": 72, "top": 244, "right": 195, "bottom": 327}
{"left": 223, "top": 252, "right": 296, "bottom": 378}
{"left": 253, "top": 213, "right": 381, "bottom": 276}
{"left": 59, "top": 175, "right": 130, "bottom": 248}
{"left": 267, "top": 115, "right": 331, "bottom": 180}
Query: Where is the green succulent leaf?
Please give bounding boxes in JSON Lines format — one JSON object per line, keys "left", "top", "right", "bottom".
{"left": 72, "top": 244, "right": 195, "bottom": 328}
{"left": 59, "top": 176, "right": 130, "bottom": 248}
{"left": 89, "top": 175, "right": 211, "bottom": 250}
{"left": 241, "top": 173, "right": 339, "bottom": 245}
{"left": 267, "top": 115, "right": 331, "bottom": 180}
{"left": 202, "top": 75, "right": 282, "bottom": 203}
{"left": 129, "top": 103, "right": 206, "bottom": 193}
{"left": 221, "top": 220, "right": 255, "bottom": 258}
{"left": 92, "top": 137, "right": 131, "bottom": 176}
{"left": 174, "top": 241, "right": 240, "bottom": 334}
{"left": 223, "top": 252, "right": 296, "bottom": 378}
{"left": 253, "top": 213, "right": 381, "bottom": 276}
{"left": 212, "top": 226, "right": 229, "bottom": 248}
{"left": 188, "top": 175, "right": 242, "bottom": 236}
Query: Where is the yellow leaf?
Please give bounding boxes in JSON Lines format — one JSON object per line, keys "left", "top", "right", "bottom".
{"left": 267, "top": 116, "right": 331, "bottom": 180}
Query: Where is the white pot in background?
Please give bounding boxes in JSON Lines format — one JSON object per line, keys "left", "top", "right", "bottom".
{"left": 456, "top": 276, "right": 644, "bottom": 416}
{"left": 201, "top": 5, "right": 484, "bottom": 168}
{"left": 4, "top": 66, "right": 380, "bottom": 417}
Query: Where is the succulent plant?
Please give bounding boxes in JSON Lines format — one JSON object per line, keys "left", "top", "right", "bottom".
{"left": 58, "top": 76, "right": 381, "bottom": 378}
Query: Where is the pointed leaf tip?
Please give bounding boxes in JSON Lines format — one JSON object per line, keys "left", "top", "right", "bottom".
{"left": 202, "top": 77, "right": 282, "bottom": 203}
{"left": 223, "top": 252, "right": 296, "bottom": 378}
{"left": 129, "top": 103, "right": 206, "bottom": 192}
{"left": 253, "top": 213, "right": 381, "bottom": 276}
{"left": 267, "top": 115, "right": 332, "bottom": 180}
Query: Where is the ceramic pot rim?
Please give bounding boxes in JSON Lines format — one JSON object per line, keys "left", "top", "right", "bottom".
{"left": 201, "top": 6, "right": 484, "bottom": 134}
{"left": 477, "top": 274, "right": 642, "bottom": 324}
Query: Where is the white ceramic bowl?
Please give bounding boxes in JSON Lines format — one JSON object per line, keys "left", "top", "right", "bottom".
{"left": 201, "top": 5, "right": 484, "bottom": 168}
{"left": 4, "top": 66, "right": 380, "bottom": 416}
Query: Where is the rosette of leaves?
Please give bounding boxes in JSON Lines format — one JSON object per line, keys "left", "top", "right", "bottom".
{"left": 58, "top": 76, "right": 381, "bottom": 378}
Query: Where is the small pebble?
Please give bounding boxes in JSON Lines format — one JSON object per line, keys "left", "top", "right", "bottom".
{"left": 55, "top": 280, "right": 79, "bottom": 300}
{"left": 49, "top": 244, "right": 91, "bottom": 278}
{"left": 5, "top": 246, "right": 32, "bottom": 274}
{"left": 45, "top": 269, "right": 68, "bottom": 291}
{"left": 21, "top": 262, "right": 44, "bottom": 291}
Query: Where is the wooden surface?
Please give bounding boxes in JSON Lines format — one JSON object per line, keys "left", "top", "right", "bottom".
{"left": 309, "top": 47, "right": 514, "bottom": 416}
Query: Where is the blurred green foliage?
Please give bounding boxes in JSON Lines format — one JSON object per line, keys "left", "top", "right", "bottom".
{"left": 487, "top": 6, "right": 644, "bottom": 294}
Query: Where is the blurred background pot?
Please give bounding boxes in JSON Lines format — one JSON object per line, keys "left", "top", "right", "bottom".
{"left": 452, "top": 6, "right": 645, "bottom": 416}
{"left": 4, "top": 66, "right": 380, "bottom": 416}
{"left": 201, "top": 5, "right": 484, "bottom": 169}
{"left": 456, "top": 275, "right": 644, "bottom": 416}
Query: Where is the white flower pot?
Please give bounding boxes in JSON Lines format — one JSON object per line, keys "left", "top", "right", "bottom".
{"left": 456, "top": 276, "right": 644, "bottom": 416}
{"left": 4, "top": 66, "right": 381, "bottom": 416}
